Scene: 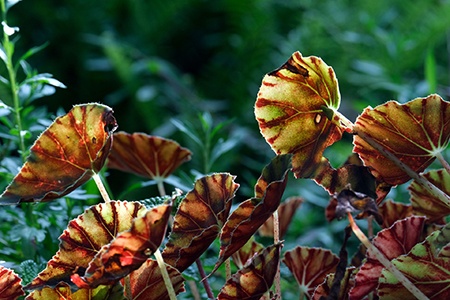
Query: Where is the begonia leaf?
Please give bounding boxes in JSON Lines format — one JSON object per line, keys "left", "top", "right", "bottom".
{"left": 25, "top": 201, "right": 146, "bottom": 290}
{"left": 255, "top": 51, "right": 351, "bottom": 178}
{"left": 0, "top": 266, "right": 24, "bottom": 299}
{"left": 217, "top": 243, "right": 282, "bottom": 300}
{"left": 71, "top": 203, "right": 172, "bottom": 288}
{"left": 379, "top": 229, "right": 450, "bottom": 299}
{"left": 311, "top": 267, "right": 355, "bottom": 300}
{"left": 283, "top": 246, "right": 339, "bottom": 298}
{"left": 258, "top": 196, "right": 303, "bottom": 239}
{"left": 107, "top": 132, "right": 191, "bottom": 179}
{"left": 162, "top": 173, "right": 239, "bottom": 272}
{"left": 0, "top": 103, "right": 117, "bottom": 204}
{"left": 409, "top": 169, "right": 450, "bottom": 223}
{"left": 127, "top": 259, "right": 185, "bottom": 300}
{"left": 26, "top": 282, "right": 124, "bottom": 300}
{"left": 378, "top": 200, "right": 413, "bottom": 228}
{"left": 231, "top": 236, "right": 264, "bottom": 269}
{"left": 353, "top": 94, "right": 450, "bottom": 185}
{"left": 349, "top": 216, "right": 426, "bottom": 299}
{"left": 334, "top": 187, "right": 383, "bottom": 224}
{"left": 212, "top": 155, "right": 290, "bottom": 273}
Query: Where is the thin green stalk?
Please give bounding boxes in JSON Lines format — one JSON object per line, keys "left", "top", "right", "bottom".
{"left": 348, "top": 213, "right": 429, "bottom": 300}
{"left": 156, "top": 179, "right": 166, "bottom": 196}
{"left": 92, "top": 173, "right": 111, "bottom": 202}
{"left": 273, "top": 210, "right": 281, "bottom": 298}
{"left": 436, "top": 152, "right": 450, "bottom": 175}
{"left": 154, "top": 248, "right": 177, "bottom": 300}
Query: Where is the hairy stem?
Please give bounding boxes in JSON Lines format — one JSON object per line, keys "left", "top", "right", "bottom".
{"left": 196, "top": 258, "right": 215, "bottom": 299}
{"left": 154, "top": 248, "right": 177, "bottom": 300}
{"left": 225, "top": 258, "right": 231, "bottom": 280}
{"left": 124, "top": 275, "right": 132, "bottom": 299}
{"left": 355, "top": 129, "right": 450, "bottom": 208}
{"left": 347, "top": 213, "right": 429, "bottom": 300}
{"left": 436, "top": 152, "right": 450, "bottom": 175}
{"left": 273, "top": 210, "right": 281, "bottom": 298}
{"left": 92, "top": 173, "right": 111, "bottom": 202}
{"left": 187, "top": 281, "right": 201, "bottom": 300}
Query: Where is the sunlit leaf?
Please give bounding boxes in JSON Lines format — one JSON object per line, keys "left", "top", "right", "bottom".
{"left": 283, "top": 246, "right": 339, "bottom": 298}
{"left": 255, "top": 51, "right": 350, "bottom": 178}
{"left": 0, "top": 103, "right": 117, "bottom": 204}
{"left": 378, "top": 200, "right": 413, "bottom": 228}
{"left": 25, "top": 201, "right": 146, "bottom": 290}
{"left": 379, "top": 229, "right": 450, "bottom": 299}
{"left": 0, "top": 266, "right": 24, "bottom": 299}
{"left": 409, "top": 169, "right": 450, "bottom": 223}
{"left": 311, "top": 267, "right": 355, "bottom": 300}
{"left": 162, "top": 173, "right": 239, "bottom": 272}
{"left": 127, "top": 259, "right": 185, "bottom": 300}
{"left": 349, "top": 216, "right": 426, "bottom": 299}
{"left": 107, "top": 132, "right": 191, "bottom": 179}
{"left": 217, "top": 243, "right": 282, "bottom": 300}
{"left": 72, "top": 203, "right": 172, "bottom": 288}
{"left": 25, "top": 282, "right": 124, "bottom": 300}
{"left": 213, "top": 155, "right": 290, "bottom": 273}
{"left": 231, "top": 237, "right": 264, "bottom": 269}
{"left": 353, "top": 94, "right": 450, "bottom": 185}
{"left": 258, "top": 196, "right": 303, "bottom": 239}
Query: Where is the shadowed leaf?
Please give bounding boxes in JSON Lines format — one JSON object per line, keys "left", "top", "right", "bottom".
{"left": 231, "top": 237, "right": 264, "bottom": 269}
{"left": 127, "top": 259, "right": 185, "bottom": 300}
{"left": 353, "top": 94, "right": 450, "bottom": 185}
{"left": 379, "top": 229, "right": 450, "bottom": 299}
{"left": 71, "top": 203, "right": 172, "bottom": 288}
{"left": 409, "top": 169, "right": 450, "bottom": 223}
{"left": 334, "top": 187, "right": 383, "bottom": 224}
{"left": 25, "top": 282, "right": 124, "bottom": 300}
{"left": 213, "top": 155, "right": 291, "bottom": 273}
{"left": 162, "top": 173, "right": 239, "bottom": 272}
{"left": 0, "top": 266, "right": 24, "bottom": 299}
{"left": 0, "top": 103, "right": 117, "bottom": 204}
{"left": 283, "top": 246, "right": 339, "bottom": 298}
{"left": 259, "top": 196, "right": 303, "bottom": 239}
{"left": 378, "top": 200, "right": 413, "bottom": 228}
{"left": 25, "top": 201, "right": 146, "bottom": 290}
{"left": 255, "top": 51, "right": 351, "bottom": 178}
{"left": 217, "top": 243, "right": 282, "bottom": 300}
{"left": 107, "top": 132, "right": 191, "bottom": 179}
{"left": 349, "top": 216, "right": 426, "bottom": 299}
{"left": 311, "top": 267, "right": 355, "bottom": 300}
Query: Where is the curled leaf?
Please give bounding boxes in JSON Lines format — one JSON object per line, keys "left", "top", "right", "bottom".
{"left": 0, "top": 266, "right": 24, "bottom": 299}
{"left": 0, "top": 103, "right": 117, "bottom": 204}
{"left": 217, "top": 243, "right": 282, "bottom": 300}
{"left": 25, "top": 201, "right": 146, "bottom": 290}
{"left": 71, "top": 203, "right": 172, "bottom": 288}
{"left": 107, "top": 132, "right": 191, "bottom": 179}
{"left": 353, "top": 94, "right": 450, "bottom": 185}
{"left": 255, "top": 51, "right": 350, "bottom": 178}
{"left": 25, "top": 282, "right": 124, "bottom": 300}
{"left": 162, "top": 173, "right": 239, "bottom": 272}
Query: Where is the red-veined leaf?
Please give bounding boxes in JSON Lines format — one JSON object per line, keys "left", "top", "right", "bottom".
{"left": 127, "top": 259, "right": 185, "bottom": 300}
{"left": 162, "top": 173, "right": 239, "bottom": 272}
{"left": 107, "top": 132, "right": 191, "bottom": 179}
{"left": 231, "top": 237, "right": 264, "bottom": 269}
{"left": 25, "top": 282, "right": 124, "bottom": 300}
{"left": 283, "top": 246, "right": 339, "bottom": 299}
{"left": 379, "top": 229, "right": 450, "bottom": 299}
{"left": 353, "top": 94, "right": 450, "bottom": 185}
{"left": 212, "top": 155, "right": 291, "bottom": 274}
{"left": 255, "top": 51, "right": 351, "bottom": 178}
{"left": 349, "top": 216, "right": 426, "bottom": 299}
{"left": 217, "top": 243, "right": 282, "bottom": 300}
{"left": 378, "top": 200, "right": 413, "bottom": 228}
{"left": 409, "top": 169, "right": 450, "bottom": 223}
{"left": 25, "top": 201, "right": 146, "bottom": 291}
{"left": 0, "top": 103, "right": 117, "bottom": 204}
{"left": 71, "top": 203, "right": 172, "bottom": 288}
{"left": 0, "top": 266, "right": 24, "bottom": 299}
{"left": 311, "top": 267, "right": 355, "bottom": 300}
{"left": 258, "top": 196, "right": 303, "bottom": 239}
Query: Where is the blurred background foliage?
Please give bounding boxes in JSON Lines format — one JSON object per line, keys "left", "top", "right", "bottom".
{"left": 2, "top": 0, "right": 450, "bottom": 279}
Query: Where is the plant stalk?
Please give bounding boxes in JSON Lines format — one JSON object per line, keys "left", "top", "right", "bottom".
{"left": 436, "top": 152, "right": 450, "bottom": 175}
{"left": 154, "top": 248, "right": 177, "bottom": 300}
{"left": 347, "top": 213, "right": 429, "bottom": 300}
{"left": 273, "top": 210, "right": 281, "bottom": 298}
{"left": 196, "top": 258, "right": 215, "bottom": 299}
{"left": 92, "top": 173, "right": 111, "bottom": 202}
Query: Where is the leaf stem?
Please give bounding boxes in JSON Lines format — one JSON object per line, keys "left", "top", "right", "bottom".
{"left": 157, "top": 179, "right": 166, "bottom": 196}
{"left": 354, "top": 129, "right": 450, "bottom": 208}
{"left": 225, "top": 258, "right": 231, "bottom": 280}
{"left": 154, "top": 248, "right": 177, "bottom": 300}
{"left": 196, "top": 258, "right": 215, "bottom": 299}
{"left": 436, "top": 152, "right": 450, "bottom": 175}
{"left": 273, "top": 210, "right": 281, "bottom": 298}
{"left": 124, "top": 275, "right": 132, "bottom": 299}
{"left": 92, "top": 173, "right": 111, "bottom": 202}
{"left": 347, "top": 213, "right": 429, "bottom": 300}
